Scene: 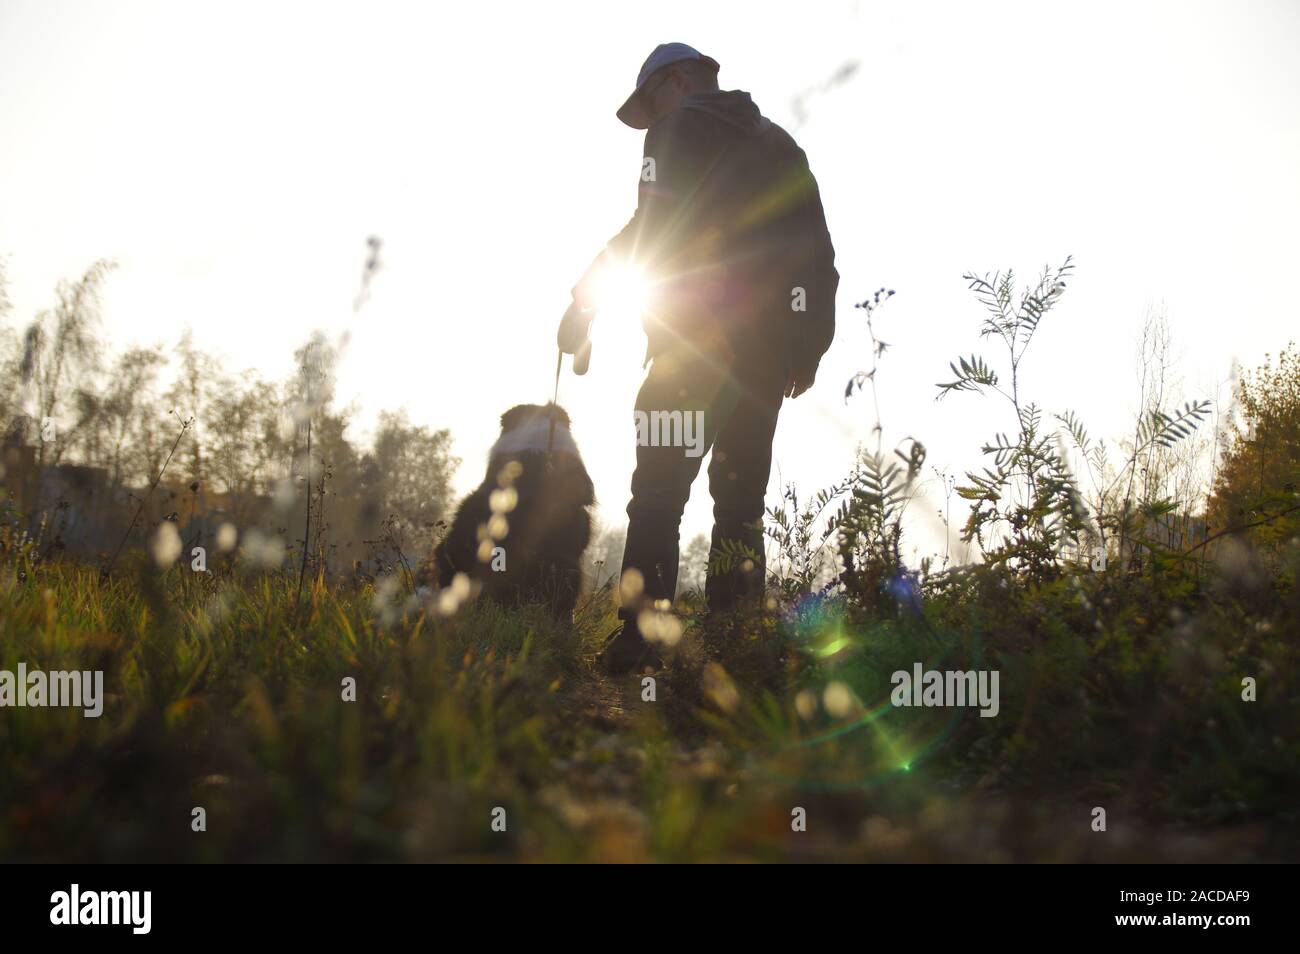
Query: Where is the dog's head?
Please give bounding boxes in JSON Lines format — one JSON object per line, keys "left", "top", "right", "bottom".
{"left": 490, "top": 403, "right": 579, "bottom": 460}
{"left": 499, "top": 403, "right": 570, "bottom": 436}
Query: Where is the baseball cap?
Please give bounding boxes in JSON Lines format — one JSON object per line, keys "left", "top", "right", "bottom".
{"left": 616, "top": 42, "right": 720, "bottom": 129}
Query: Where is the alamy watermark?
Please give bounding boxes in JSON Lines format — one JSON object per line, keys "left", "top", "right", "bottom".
{"left": 890, "top": 663, "right": 999, "bottom": 718}
{"left": 0, "top": 664, "right": 104, "bottom": 717}
{"left": 634, "top": 409, "right": 705, "bottom": 458}
{"left": 50, "top": 885, "right": 151, "bottom": 934}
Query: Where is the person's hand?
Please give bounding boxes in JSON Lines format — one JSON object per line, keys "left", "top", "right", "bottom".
{"left": 557, "top": 300, "right": 588, "bottom": 353}
{"left": 784, "top": 365, "right": 816, "bottom": 399}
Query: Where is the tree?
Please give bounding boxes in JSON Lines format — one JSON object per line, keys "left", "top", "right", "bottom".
{"left": 203, "top": 371, "right": 281, "bottom": 523}
{"left": 1208, "top": 343, "right": 1300, "bottom": 561}
{"left": 99, "top": 346, "right": 167, "bottom": 490}
{"left": 677, "top": 533, "right": 710, "bottom": 596}
{"left": 587, "top": 523, "right": 627, "bottom": 591}
{"left": 0, "top": 257, "right": 19, "bottom": 435}
{"left": 364, "top": 409, "right": 457, "bottom": 538}
{"left": 165, "top": 329, "right": 219, "bottom": 488}
{"left": 13, "top": 260, "right": 115, "bottom": 517}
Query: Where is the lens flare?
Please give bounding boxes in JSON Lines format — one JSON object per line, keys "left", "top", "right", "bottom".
{"left": 590, "top": 262, "right": 650, "bottom": 322}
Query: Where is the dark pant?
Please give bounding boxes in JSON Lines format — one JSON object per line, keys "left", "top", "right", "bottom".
{"left": 619, "top": 340, "right": 787, "bottom": 617}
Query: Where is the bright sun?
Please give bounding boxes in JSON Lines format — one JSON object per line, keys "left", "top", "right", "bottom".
{"left": 578, "top": 260, "right": 653, "bottom": 375}
{"left": 589, "top": 261, "right": 651, "bottom": 324}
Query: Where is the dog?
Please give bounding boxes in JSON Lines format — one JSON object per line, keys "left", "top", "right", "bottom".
{"left": 432, "top": 403, "right": 594, "bottom": 618}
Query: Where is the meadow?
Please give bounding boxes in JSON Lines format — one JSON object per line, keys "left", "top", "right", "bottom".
{"left": 1, "top": 525, "right": 1296, "bottom": 862}
{"left": 2, "top": 259, "right": 1297, "bottom": 863}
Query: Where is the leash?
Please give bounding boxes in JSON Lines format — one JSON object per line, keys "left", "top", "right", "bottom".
{"left": 546, "top": 300, "right": 592, "bottom": 464}
{"left": 546, "top": 348, "right": 562, "bottom": 462}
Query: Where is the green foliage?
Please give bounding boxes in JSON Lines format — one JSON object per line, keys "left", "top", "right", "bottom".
{"left": 833, "top": 443, "right": 924, "bottom": 612}
{"left": 831, "top": 285, "right": 923, "bottom": 612}
{"left": 937, "top": 259, "right": 1086, "bottom": 578}
{"left": 1210, "top": 343, "right": 1300, "bottom": 566}
{"left": 936, "top": 353, "right": 999, "bottom": 396}
{"left": 940, "top": 260, "right": 1213, "bottom": 580}
{"left": 3, "top": 470, "right": 1298, "bottom": 861}
{"left": 764, "top": 479, "right": 849, "bottom": 601}
{"left": 1, "top": 304, "right": 459, "bottom": 579}
{"left": 2, "top": 262, "right": 1296, "bottom": 863}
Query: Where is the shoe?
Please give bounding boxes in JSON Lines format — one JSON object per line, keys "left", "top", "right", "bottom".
{"left": 599, "top": 622, "right": 663, "bottom": 675}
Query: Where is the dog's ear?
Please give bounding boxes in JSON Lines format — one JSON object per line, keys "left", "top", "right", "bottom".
{"left": 499, "top": 405, "right": 531, "bottom": 434}
{"left": 545, "top": 402, "right": 571, "bottom": 430}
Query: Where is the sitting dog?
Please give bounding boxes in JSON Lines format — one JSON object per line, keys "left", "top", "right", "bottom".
{"left": 433, "top": 403, "right": 594, "bottom": 618}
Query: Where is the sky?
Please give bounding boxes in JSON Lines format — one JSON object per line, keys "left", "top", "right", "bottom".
{"left": 2, "top": 0, "right": 1298, "bottom": 560}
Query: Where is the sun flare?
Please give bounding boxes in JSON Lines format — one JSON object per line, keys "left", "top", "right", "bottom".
{"left": 589, "top": 261, "right": 651, "bottom": 323}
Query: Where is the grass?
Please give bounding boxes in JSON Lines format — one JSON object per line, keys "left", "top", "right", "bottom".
{"left": 2, "top": 532, "right": 1298, "bottom": 863}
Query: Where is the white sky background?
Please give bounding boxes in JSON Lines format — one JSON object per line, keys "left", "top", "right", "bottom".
{"left": 2, "top": 0, "right": 1298, "bottom": 560}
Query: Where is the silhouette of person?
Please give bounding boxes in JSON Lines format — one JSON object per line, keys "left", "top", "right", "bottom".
{"left": 558, "top": 43, "right": 839, "bottom": 673}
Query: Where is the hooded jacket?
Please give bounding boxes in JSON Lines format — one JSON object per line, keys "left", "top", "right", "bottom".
{"left": 605, "top": 90, "right": 838, "bottom": 373}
